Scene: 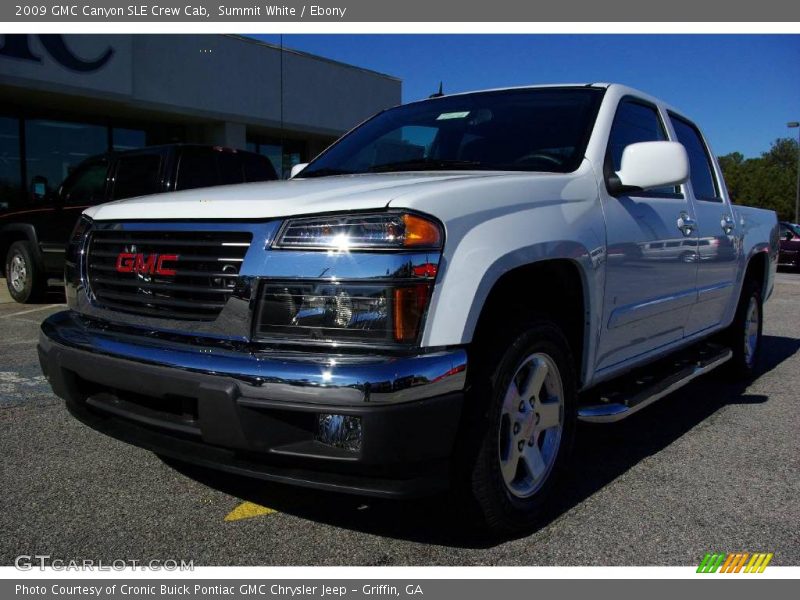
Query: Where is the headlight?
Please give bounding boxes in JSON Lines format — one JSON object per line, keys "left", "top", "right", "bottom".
{"left": 255, "top": 281, "right": 433, "bottom": 344}
{"left": 273, "top": 212, "right": 442, "bottom": 250}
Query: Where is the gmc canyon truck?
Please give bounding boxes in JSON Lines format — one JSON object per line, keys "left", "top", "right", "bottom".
{"left": 38, "top": 84, "right": 778, "bottom": 534}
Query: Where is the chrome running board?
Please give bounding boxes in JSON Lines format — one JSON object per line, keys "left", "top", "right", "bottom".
{"left": 578, "top": 344, "right": 732, "bottom": 423}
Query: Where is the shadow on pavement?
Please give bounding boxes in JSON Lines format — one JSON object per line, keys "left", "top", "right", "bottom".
{"left": 161, "top": 334, "right": 800, "bottom": 551}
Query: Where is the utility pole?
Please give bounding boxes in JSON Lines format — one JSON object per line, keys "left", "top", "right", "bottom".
{"left": 789, "top": 121, "right": 800, "bottom": 224}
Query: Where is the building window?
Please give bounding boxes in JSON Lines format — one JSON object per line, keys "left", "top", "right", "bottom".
{"left": 113, "top": 128, "right": 147, "bottom": 152}
{"left": 0, "top": 117, "right": 21, "bottom": 212}
{"left": 258, "top": 143, "right": 283, "bottom": 176}
{"left": 24, "top": 119, "right": 107, "bottom": 200}
{"left": 247, "top": 137, "right": 307, "bottom": 178}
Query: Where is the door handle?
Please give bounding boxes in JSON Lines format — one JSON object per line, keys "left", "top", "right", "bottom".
{"left": 677, "top": 212, "right": 696, "bottom": 237}
{"left": 721, "top": 214, "right": 735, "bottom": 235}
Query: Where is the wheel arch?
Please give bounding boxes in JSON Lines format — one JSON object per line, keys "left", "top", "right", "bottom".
{"left": 467, "top": 257, "right": 593, "bottom": 388}
{"left": 743, "top": 248, "right": 769, "bottom": 298}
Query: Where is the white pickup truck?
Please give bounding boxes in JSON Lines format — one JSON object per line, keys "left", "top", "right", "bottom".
{"left": 38, "top": 83, "right": 778, "bottom": 534}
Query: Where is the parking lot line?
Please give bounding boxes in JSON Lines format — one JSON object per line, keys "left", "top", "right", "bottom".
{"left": 0, "top": 304, "right": 63, "bottom": 319}
{"left": 224, "top": 501, "right": 277, "bottom": 522}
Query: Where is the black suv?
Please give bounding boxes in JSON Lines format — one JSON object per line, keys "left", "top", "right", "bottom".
{"left": 1, "top": 144, "right": 278, "bottom": 303}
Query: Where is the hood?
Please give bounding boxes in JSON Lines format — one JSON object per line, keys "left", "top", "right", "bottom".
{"left": 84, "top": 172, "right": 516, "bottom": 221}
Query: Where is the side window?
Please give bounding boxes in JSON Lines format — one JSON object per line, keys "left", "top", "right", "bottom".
{"left": 216, "top": 152, "right": 244, "bottom": 186}
{"left": 61, "top": 160, "right": 108, "bottom": 206}
{"left": 608, "top": 100, "right": 678, "bottom": 196}
{"left": 241, "top": 153, "right": 278, "bottom": 182}
{"left": 669, "top": 115, "right": 720, "bottom": 202}
{"left": 178, "top": 148, "right": 280, "bottom": 189}
{"left": 176, "top": 148, "right": 219, "bottom": 190}
{"left": 111, "top": 154, "right": 162, "bottom": 200}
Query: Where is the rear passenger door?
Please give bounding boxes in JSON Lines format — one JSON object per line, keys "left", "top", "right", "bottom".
{"left": 668, "top": 113, "right": 740, "bottom": 335}
{"left": 596, "top": 98, "right": 699, "bottom": 372}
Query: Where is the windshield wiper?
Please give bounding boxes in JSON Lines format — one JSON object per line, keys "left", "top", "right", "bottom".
{"left": 367, "top": 158, "right": 483, "bottom": 173}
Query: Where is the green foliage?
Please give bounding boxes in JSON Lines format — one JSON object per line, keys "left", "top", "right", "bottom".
{"left": 719, "top": 137, "right": 799, "bottom": 221}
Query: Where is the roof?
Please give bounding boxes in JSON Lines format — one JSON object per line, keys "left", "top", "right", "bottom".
{"left": 404, "top": 82, "right": 691, "bottom": 120}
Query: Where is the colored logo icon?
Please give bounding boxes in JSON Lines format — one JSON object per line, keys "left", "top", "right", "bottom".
{"left": 697, "top": 552, "right": 773, "bottom": 573}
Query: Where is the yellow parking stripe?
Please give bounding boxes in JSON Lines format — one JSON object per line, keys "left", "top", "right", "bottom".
{"left": 224, "top": 501, "right": 276, "bottom": 522}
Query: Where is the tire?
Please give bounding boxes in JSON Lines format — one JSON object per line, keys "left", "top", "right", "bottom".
{"left": 723, "top": 278, "right": 763, "bottom": 379}
{"left": 5, "top": 241, "right": 46, "bottom": 304}
{"left": 458, "top": 319, "right": 577, "bottom": 535}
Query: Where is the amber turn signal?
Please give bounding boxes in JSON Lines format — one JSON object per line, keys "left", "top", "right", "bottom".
{"left": 393, "top": 284, "right": 431, "bottom": 342}
{"left": 402, "top": 214, "right": 443, "bottom": 248}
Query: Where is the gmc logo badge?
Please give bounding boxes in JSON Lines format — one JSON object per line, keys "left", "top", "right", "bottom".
{"left": 115, "top": 253, "right": 179, "bottom": 276}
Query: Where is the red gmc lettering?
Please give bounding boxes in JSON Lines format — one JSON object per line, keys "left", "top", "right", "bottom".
{"left": 115, "top": 252, "right": 136, "bottom": 273}
{"left": 155, "top": 254, "right": 178, "bottom": 276}
{"left": 115, "top": 253, "right": 179, "bottom": 276}
{"left": 134, "top": 253, "right": 156, "bottom": 274}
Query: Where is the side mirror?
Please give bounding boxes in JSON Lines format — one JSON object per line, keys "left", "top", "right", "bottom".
{"left": 784, "top": 231, "right": 794, "bottom": 241}
{"left": 609, "top": 141, "right": 689, "bottom": 196}
{"left": 289, "top": 163, "right": 309, "bottom": 179}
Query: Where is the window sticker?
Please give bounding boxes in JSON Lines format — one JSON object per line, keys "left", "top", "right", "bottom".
{"left": 436, "top": 111, "right": 470, "bottom": 120}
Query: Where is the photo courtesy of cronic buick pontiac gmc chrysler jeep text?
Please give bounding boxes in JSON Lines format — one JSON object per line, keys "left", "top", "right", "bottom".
{"left": 37, "top": 84, "right": 778, "bottom": 534}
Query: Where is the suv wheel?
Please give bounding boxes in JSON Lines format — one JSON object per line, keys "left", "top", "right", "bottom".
{"left": 5, "top": 241, "right": 46, "bottom": 304}
{"left": 462, "top": 319, "right": 577, "bottom": 535}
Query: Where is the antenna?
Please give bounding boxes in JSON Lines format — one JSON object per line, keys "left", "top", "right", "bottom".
{"left": 279, "top": 34, "right": 285, "bottom": 177}
{"left": 429, "top": 81, "right": 444, "bottom": 98}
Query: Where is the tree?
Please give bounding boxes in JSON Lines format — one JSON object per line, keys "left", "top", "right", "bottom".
{"left": 718, "top": 137, "right": 799, "bottom": 221}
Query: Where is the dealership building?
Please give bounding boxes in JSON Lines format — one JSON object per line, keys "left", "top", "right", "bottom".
{"left": 0, "top": 34, "right": 401, "bottom": 211}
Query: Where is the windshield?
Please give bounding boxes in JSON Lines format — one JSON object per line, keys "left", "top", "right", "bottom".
{"left": 302, "top": 87, "right": 605, "bottom": 178}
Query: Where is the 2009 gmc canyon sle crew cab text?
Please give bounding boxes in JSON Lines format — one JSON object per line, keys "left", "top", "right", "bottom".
{"left": 38, "top": 84, "right": 778, "bottom": 534}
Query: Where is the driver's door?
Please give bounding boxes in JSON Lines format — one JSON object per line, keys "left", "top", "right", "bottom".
{"left": 596, "top": 98, "right": 699, "bottom": 372}
{"left": 40, "top": 158, "right": 109, "bottom": 272}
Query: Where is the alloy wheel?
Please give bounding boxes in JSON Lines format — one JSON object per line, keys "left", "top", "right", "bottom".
{"left": 497, "top": 352, "right": 564, "bottom": 499}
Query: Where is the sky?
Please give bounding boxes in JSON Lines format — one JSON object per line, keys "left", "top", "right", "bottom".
{"left": 250, "top": 34, "right": 800, "bottom": 159}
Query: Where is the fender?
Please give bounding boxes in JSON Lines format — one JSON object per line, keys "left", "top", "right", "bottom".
{"left": 720, "top": 209, "right": 779, "bottom": 329}
{"left": 390, "top": 163, "right": 606, "bottom": 387}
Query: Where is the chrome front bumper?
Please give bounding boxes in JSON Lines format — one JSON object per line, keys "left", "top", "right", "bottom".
{"left": 40, "top": 310, "right": 467, "bottom": 406}
{"left": 38, "top": 310, "right": 468, "bottom": 497}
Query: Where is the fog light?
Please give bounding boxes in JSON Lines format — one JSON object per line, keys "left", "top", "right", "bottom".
{"left": 316, "top": 414, "right": 362, "bottom": 452}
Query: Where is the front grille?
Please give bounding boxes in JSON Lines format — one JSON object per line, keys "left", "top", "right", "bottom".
{"left": 87, "top": 229, "right": 252, "bottom": 321}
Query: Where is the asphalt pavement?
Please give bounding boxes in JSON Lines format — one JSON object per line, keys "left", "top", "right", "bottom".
{"left": 1, "top": 276, "right": 798, "bottom": 566}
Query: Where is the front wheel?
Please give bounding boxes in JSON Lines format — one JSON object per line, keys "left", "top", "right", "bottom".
{"left": 462, "top": 320, "right": 577, "bottom": 535}
{"left": 5, "top": 241, "right": 46, "bottom": 304}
